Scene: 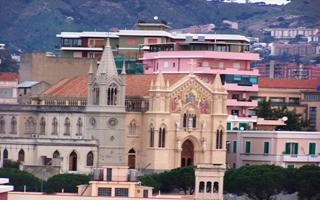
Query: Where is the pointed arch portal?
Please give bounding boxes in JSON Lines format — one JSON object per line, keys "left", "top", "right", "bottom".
{"left": 181, "top": 139, "right": 194, "bottom": 167}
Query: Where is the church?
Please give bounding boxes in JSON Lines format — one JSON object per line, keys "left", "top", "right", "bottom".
{"left": 0, "top": 40, "right": 227, "bottom": 191}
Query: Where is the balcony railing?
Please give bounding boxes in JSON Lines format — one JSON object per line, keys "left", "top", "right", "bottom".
{"left": 227, "top": 99, "right": 258, "bottom": 107}
{"left": 282, "top": 154, "right": 320, "bottom": 162}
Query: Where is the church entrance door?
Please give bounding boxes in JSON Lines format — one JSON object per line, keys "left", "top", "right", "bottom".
{"left": 128, "top": 148, "right": 136, "bottom": 169}
{"left": 181, "top": 139, "right": 194, "bottom": 167}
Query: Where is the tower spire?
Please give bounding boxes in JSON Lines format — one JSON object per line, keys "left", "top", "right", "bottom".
{"left": 96, "top": 38, "right": 118, "bottom": 77}
{"left": 154, "top": 71, "right": 166, "bottom": 90}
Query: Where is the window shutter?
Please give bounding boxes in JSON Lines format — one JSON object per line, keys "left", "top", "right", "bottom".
{"left": 294, "top": 143, "right": 298, "bottom": 155}
{"left": 285, "top": 143, "right": 290, "bottom": 154}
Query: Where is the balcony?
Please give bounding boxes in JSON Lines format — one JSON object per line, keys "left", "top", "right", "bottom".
{"left": 225, "top": 83, "right": 258, "bottom": 92}
{"left": 282, "top": 154, "right": 320, "bottom": 162}
{"left": 227, "top": 99, "right": 258, "bottom": 107}
{"left": 240, "top": 153, "right": 281, "bottom": 162}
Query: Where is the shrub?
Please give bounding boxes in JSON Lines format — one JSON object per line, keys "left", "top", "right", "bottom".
{"left": 0, "top": 168, "right": 41, "bottom": 191}
{"left": 45, "top": 173, "right": 90, "bottom": 193}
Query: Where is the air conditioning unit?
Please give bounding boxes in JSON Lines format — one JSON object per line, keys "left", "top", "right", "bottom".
{"left": 31, "top": 134, "right": 38, "bottom": 138}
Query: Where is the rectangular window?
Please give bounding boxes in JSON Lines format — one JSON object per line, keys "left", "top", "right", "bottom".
{"left": 245, "top": 141, "right": 251, "bottom": 154}
{"left": 309, "top": 143, "right": 316, "bottom": 155}
{"left": 0, "top": 88, "right": 13, "bottom": 98}
{"left": 285, "top": 142, "right": 298, "bottom": 155}
{"left": 264, "top": 142, "right": 269, "bottom": 154}
{"left": 233, "top": 141, "right": 237, "bottom": 153}
{"left": 227, "top": 122, "right": 231, "bottom": 131}
{"left": 270, "top": 97, "right": 285, "bottom": 104}
{"left": 106, "top": 168, "right": 112, "bottom": 181}
{"left": 115, "top": 188, "right": 129, "bottom": 197}
{"left": 288, "top": 98, "right": 300, "bottom": 105}
{"left": 143, "top": 190, "right": 149, "bottom": 198}
{"left": 309, "top": 107, "right": 317, "bottom": 128}
{"left": 226, "top": 141, "right": 230, "bottom": 153}
{"left": 97, "top": 188, "right": 112, "bottom": 196}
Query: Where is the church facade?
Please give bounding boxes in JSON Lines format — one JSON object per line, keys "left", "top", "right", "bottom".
{"left": 0, "top": 41, "right": 227, "bottom": 191}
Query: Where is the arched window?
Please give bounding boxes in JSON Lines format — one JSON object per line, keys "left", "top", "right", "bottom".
{"left": 149, "top": 124, "right": 154, "bottom": 147}
{"left": 0, "top": 116, "right": 5, "bottom": 134}
{"left": 18, "top": 149, "right": 25, "bottom": 162}
{"left": 39, "top": 117, "right": 46, "bottom": 135}
{"left": 76, "top": 118, "right": 83, "bottom": 135}
{"left": 86, "top": 151, "right": 94, "bottom": 166}
{"left": 206, "top": 182, "right": 212, "bottom": 193}
{"left": 107, "top": 83, "right": 118, "bottom": 105}
{"left": 129, "top": 120, "right": 137, "bottom": 135}
{"left": 199, "top": 181, "right": 205, "bottom": 193}
{"left": 64, "top": 117, "right": 71, "bottom": 135}
{"left": 158, "top": 125, "right": 166, "bottom": 148}
{"left": 213, "top": 182, "right": 219, "bottom": 193}
{"left": 53, "top": 150, "right": 60, "bottom": 159}
{"left": 93, "top": 85, "right": 100, "bottom": 105}
{"left": 69, "top": 151, "right": 77, "bottom": 171}
{"left": 10, "top": 116, "right": 17, "bottom": 134}
{"left": 183, "top": 114, "right": 187, "bottom": 128}
{"left": 182, "top": 112, "right": 196, "bottom": 129}
{"left": 25, "top": 117, "right": 36, "bottom": 134}
{"left": 52, "top": 117, "right": 58, "bottom": 135}
{"left": 216, "top": 129, "right": 223, "bottom": 149}
{"left": 3, "top": 149, "right": 8, "bottom": 160}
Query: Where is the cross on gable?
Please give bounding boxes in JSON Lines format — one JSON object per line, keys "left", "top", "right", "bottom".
{"left": 188, "top": 59, "right": 197, "bottom": 74}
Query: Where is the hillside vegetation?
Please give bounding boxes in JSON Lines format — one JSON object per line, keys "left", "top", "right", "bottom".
{"left": 0, "top": 0, "right": 318, "bottom": 51}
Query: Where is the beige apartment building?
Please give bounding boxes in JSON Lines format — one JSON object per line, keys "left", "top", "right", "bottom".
{"left": 257, "top": 77, "right": 320, "bottom": 131}
{"left": 227, "top": 130, "right": 320, "bottom": 168}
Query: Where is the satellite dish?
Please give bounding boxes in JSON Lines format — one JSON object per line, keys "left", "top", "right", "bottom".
{"left": 282, "top": 116, "right": 288, "bottom": 122}
{"left": 240, "top": 127, "right": 244, "bottom": 131}
{"left": 154, "top": 16, "right": 159, "bottom": 21}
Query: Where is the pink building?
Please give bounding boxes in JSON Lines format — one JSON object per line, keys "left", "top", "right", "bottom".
{"left": 141, "top": 43, "right": 260, "bottom": 129}
{"left": 227, "top": 130, "right": 320, "bottom": 169}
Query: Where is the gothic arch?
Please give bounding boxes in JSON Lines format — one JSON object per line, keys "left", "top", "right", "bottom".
{"left": 181, "top": 139, "right": 194, "bottom": 167}
{"left": 39, "top": 117, "right": 46, "bottom": 135}
{"left": 64, "top": 117, "right": 71, "bottom": 135}
{"left": 128, "top": 148, "right": 136, "bottom": 169}
{"left": 76, "top": 117, "right": 83, "bottom": 135}
{"left": 158, "top": 123, "right": 167, "bottom": 148}
{"left": 3, "top": 148, "right": 8, "bottom": 160}
{"left": 18, "top": 149, "right": 25, "bottom": 162}
{"left": 52, "top": 117, "right": 58, "bottom": 135}
{"left": 25, "top": 116, "right": 36, "bottom": 134}
{"left": 107, "top": 83, "right": 118, "bottom": 105}
{"left": 149, "top": 123, "right": 155, "bottom": 147}
{"left": 181, "top": 103, "right": 199, "bottom": 130}
{"left": 10, "top": 116, "right": 17, "bottom": 134}
{"left": 53, "top": 150, "right": 60, "bottom": 158}
{"left": 69, "top": 150, "right": 78, "bottom": 171}
{"left": 86, "top": 151, "right": 94, "bottom": 166}
{"left": 0, "top": 116, "right": 5, "bottom": 133}
{"left": 129, "top": 119, "right": 137, "bottom": 135}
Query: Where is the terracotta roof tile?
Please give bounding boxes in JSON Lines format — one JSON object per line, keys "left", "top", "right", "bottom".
{"left": 259, "top": 77, "right": 320, "bottom": 89}
{"left": 0, "top": 72, "right": 18, "bottom": 81}
{"left": 42, "top": 74, "right": 185, "bottom": 98}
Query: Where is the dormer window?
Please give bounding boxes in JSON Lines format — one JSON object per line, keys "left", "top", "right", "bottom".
{"left": 107, "top": 83, "right": 118, "bottom": 105}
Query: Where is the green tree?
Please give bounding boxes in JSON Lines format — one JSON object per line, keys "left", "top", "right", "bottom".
{"left": 45, "top": 173, "right": 90, "bottom": 193}
{"left": 0, "top": 168, "right": 41, "bottom": 191}
{"left": 170, "top": 167, "right": 195, "bottom": 194}
{"left": 3, "top": 159, "right": 20, "bottom": 169}
{"left": 224, "top": 165, "right": 285, "bottom": 200}
{"left": 139, "top": 174, "right": 161, "bottom": 192}
{"left": 297, "top": 165, "right": 320, "bottom": 200}
{"left": 256, "top": 100, "right": 274, "bottom": 119}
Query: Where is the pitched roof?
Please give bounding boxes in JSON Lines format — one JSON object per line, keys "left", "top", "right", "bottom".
{"left": 0, "top": 72, "right": 18, "bottom": 81}
{"left": 17, "top": 81, "right": 39, "bottom": 88}
{"left": 259, "top": 77, "right": 320, "bottom": 90}
{"left": 41, "top": 74, "right": 185, "bottom": 98}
